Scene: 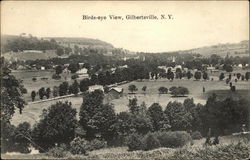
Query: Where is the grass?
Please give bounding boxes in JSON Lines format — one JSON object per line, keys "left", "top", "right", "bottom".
{"left": 10, "top": 70, "right": 250, "bottom": 126}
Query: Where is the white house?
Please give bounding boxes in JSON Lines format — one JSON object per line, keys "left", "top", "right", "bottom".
{"left": 76, "top": 68, "right": 88, "bottom": 74}
{"left": 41, "top": 66, "right": 45, "bottom": 70}
{"left": 88, "top": 85, "right": 104, "bottom": 92}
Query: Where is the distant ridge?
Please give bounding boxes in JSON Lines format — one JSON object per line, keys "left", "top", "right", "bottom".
{"left": 43, "top": 37, "right": 114, "bottom": 49}
{"left": 179, "top": 40, "right": 249, "bottom": 57}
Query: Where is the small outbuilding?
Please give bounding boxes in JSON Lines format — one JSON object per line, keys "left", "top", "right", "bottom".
{"left": 107, "top": 87, "right": 123, "bottom": 100}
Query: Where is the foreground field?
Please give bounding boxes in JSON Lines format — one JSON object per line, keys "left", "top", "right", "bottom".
{"left": 2, "top": 135, "right": 249, "bottom": 160}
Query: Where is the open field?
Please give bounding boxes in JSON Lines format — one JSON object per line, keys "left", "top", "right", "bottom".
{"left": 11, "top": 70, "right": 88, "bottom": 102}
{"left": 11, "top": 71, "right": 250, "bottom": 126}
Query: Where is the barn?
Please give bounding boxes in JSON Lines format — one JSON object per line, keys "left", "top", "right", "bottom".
{"left": 107, "top": 87, "right": 123, "bottom": 100}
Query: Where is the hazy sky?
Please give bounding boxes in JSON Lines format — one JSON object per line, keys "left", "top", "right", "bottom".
{"left": 1, "top": 1, "right": 249, "bottom": 52}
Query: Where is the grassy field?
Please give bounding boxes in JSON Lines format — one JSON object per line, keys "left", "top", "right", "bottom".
{"left": 10, "top": 71, "right": 250, "bottom": 126}
{"left": 11, "top": 70, "right": 88, "bottom": 102}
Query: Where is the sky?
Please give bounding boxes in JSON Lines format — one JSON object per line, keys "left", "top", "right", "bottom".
{"left": 1, "top": 1, "right": 249, "bottom": 52}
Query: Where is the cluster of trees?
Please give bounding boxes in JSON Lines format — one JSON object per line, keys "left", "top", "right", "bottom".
{"left": 31, "top": 80, "right": 81, "bottom": 102}
{"left": 128, "top": 84, "right": 189, "bottom": 97}
{"left": 2, "top": 85, "right": 250, "bottom": 154}
{"left": 2, "top": 36, "right": 73, "bottom": 56}
{"left": 220, "top": 72, "right": 250, "bottom": 82}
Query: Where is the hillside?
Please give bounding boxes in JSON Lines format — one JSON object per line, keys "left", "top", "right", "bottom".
{"left": 44, "top": 37, "right": 114, "bottom": 50}
{"left": 180, "top": 40, "right": 249, "bottom": 57}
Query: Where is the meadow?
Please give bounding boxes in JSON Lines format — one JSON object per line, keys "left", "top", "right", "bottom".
{"left": 10, "top": 69, "right": 250, "bottom": 126}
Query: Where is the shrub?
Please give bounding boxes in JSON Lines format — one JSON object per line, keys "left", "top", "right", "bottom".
{"left": 46, "top": 144, "right": 67, "bottom": 158}
{"left": 88, "top": 139, "right": 107, "bottom": 151}
{"left": 70, "top": 137, "right": 88, "bottom": 155}
{"left": 52, "top": 73, "right": 61, "bottom": 80}
{"left": 32, "top": 77, "right": 37, "bottom": 81}
{"left": 126, "top": 133, "right": 143, "bottom": 151}
{"left": 170, "top": 86, "right": 189, "bottom": 97}
{"left": 156, "top": 131, "right": 192, "bottom": 148}
{"left": 143, "top": 133, "right": 161, "bottom": 151}
{"left": 128, "top": 84, "right": 138, "bottom": 93}
{"left": 158, "top": 87, "right": 168, "bottom": 94}
{"left": 191, "top": 131, "right": 203, "bottom": 140}
{"left": 71, "top": 74, "right": 79, "bottom": 80}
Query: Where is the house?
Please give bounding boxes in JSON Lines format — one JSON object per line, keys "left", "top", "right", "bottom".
{"left": 118, "top": 65, "right": 128, "bottom": 69}
{"left": 107, "top": 87, "right": 123, "bottom": 100}
{"left": 79, "top": 63, "right": 84, "bottom": 68}
{"left": 88, "top": 85, "right": 104, "bottom": 92}
{"left": 76, "top": 68, "right": 88, "bottom": 75}
{"left": 41, "top": 66, "right": 45, "bottom": 70}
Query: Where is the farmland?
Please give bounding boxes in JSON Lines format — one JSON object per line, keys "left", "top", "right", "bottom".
{"left": 10, "top": 69, "right": 250, "bottom": 126}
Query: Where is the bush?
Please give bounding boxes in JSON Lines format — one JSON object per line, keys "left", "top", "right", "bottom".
{"left": 191, "top": 131, "right": 203, "bottom": 140}
{"left": 88, "top": 139, "right": 107, "bottom": 151}
{"left": 32, "top": 77, "right": 37, "bottom": 81}
{"left": 158, "top": 87, "right": 168, "bottom": 94}
{"left": 70, "top": 137, "right": 88, "bottom": 155}
{"left": 156, "top": 131, "right": 192, "bottom": 148}
{"left": 52, "top": 73, "right": 61, "bottom": 80}
{"left": 169, "top": 141, "right": 250, "bottom": 160}
{"left": 46, "top": 144, "right": 67, "bottom": 158}
{"left": 143, "top": 132, "right": 161, "bottom": 151}
{"left": 71, "top": 74, "right": 79, "bottom": 80}
{"left": 126, "top": 133, "right": 143, "bottom": 151}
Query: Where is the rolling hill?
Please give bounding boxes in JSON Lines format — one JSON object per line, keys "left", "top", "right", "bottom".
{"left": 180, "top": 40, "right": 249, "bottom": 57}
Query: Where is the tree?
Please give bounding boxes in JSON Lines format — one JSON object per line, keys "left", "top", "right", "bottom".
{"left": 224, "top": 64, "right": 233, "bottom": 72}
{"left": 158, "top": 87, "right": 168, "bottom": 94}
{"left": 79, "top": 78, "right": 90, "bottom": 92}
{"left": 236, "top": 73, "right": 241, "bottom": 80}
{"left": 1, "top": 59, "right": 26, "bottom": 122}
{"left": 128, "top": 84, "right": 138, "bottom": 94}
{"left": 142, "top": 86, "right": 147, "bottom": 94}
{"left": 147, "top": 103, "right": 168, "bottom": 131}
{"left": 56, "top": 47, "right": 64, "bottom": 56}
{"left": 241, "top": 75, "right": 245, "bottom": 81}
{"left": 79, "top": 90, "right": 117, "bottom": 142}
{"left": 194, "top": 71, "right": 201, "bottom": 80}
{"left": 59, "top": 81, "right": 69, "bottom": 96}
{"left": 200, "top": 94, "right": 249, "bottom": 136}
{"left": 115, "top": 112, "right": 152, "bottom": 140}
{"left": 128, "top": 98, "right": 140, "bottom": 114}
{"left": 175, "top": 68, "right": 182, "bottom": 79}
{"left": 38, "top": 87, "right": 46, "bottom": 100}
{"left": 167, "top": 68, "right": 174, "bottom": 81}
{"left": 32, "top": 101, "right": 77, "bottom": 152}
{"left": 187, "top": 71, "right": 193, "bottom": 79}
{"left": 219, "top": 73, "right": 225, "bottom": 81}
{"left": 165, "top": 101, "right": 193, "bottom": 131}
{"left": 170, "top": 86, "right": 189, "bottom": 97}
{"left": 245, "top": 72, "right": 250, "bottom": 81}
{"left": 202, "top": 72, "right": 209, "bottom": 80}
{"left": 2, "top": 122, "right": 32, "bottom": 153}
{"left": 53, "top": 86, "right": 59, "bottom": 97}
{"left": 45, "top": 88, "right": 51, "bottom": 99}
{"left": 90, "top": 74, "right": 98, "bottom": 85}
{"left": 55, "top": 65, "right": 63, "bottom": 75}
{"left": 68, "top": 63, "right": 80, "bottom": 73}
{"left": 31, "top": 91, "right": 36, "bottom": 102}
{"left": 70, "top": 80, "right": 79, "bottom": 95}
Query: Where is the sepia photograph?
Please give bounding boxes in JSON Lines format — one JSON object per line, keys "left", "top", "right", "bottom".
{"left": 1, "top": 1, "right": 249, "bottom": 159}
